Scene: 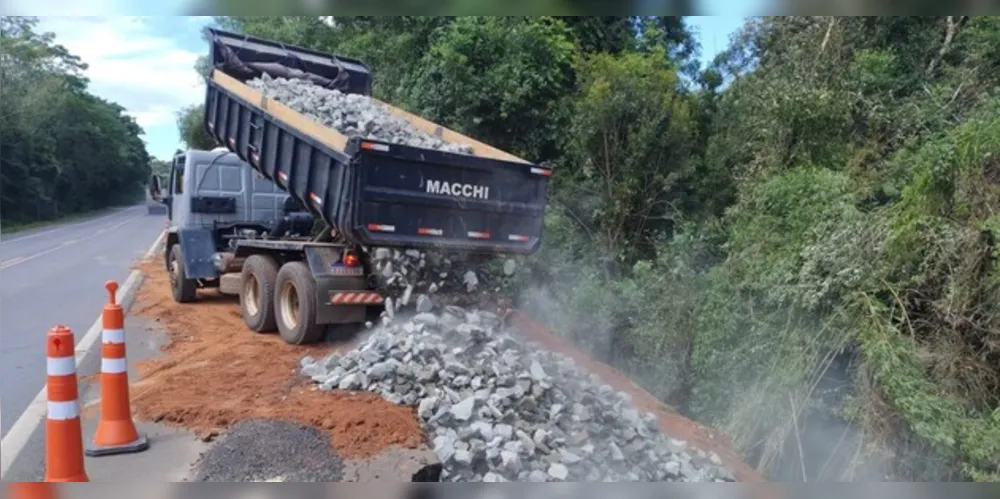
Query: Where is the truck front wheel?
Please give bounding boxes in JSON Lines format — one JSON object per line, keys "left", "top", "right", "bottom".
{"left": 275, "top": 261, "right": 323, "bottom": 345}
{"left": 168, "top": 244, "right": 197, "bottom": 303}
{"left": 240, "top": 255, "right": 279, "bottom": 333}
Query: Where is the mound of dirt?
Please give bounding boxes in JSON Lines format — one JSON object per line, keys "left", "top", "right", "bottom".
{"left": 128, "top": 260, "right": 426, "bottom": 459}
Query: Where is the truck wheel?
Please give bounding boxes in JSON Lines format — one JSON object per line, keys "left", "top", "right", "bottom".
{"left": 275, "top": 261, "right": 323, "bottom": 345}
{"left": 168, "top": 244, "right": 197, "bottom": 303}
{"left": 240, "top": 255, "right": 279, "bottom": 333}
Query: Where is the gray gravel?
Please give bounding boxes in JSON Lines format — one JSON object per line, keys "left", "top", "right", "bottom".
{"left": 190, "top": 419, "right": 344, "bottom": 482}
{"left": 300, "top": 307, "right": 737, "bottom": 482}
{"left": 248, "top": 74, "right": 475, "bottom": 155}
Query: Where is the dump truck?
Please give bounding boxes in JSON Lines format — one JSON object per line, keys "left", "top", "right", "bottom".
{"left": 160, "top": 28, "right": 551, "bottom": 345}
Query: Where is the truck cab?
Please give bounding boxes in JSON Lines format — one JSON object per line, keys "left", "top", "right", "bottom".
{"left": 165, "top": 148, "right": 293, "bottom": 233}
{"left": 162, "top": 148, "right": 313, "bottom": 296}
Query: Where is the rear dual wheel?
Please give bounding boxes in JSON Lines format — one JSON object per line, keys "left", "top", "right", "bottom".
{"left": 240, "top": 255, "right": 279, "bottom": 333}
{"left": 238, "top": 257, "right": 327, "bottom": 346}
{"left": 275, "top": 261, "right": 324, "bottom": 345}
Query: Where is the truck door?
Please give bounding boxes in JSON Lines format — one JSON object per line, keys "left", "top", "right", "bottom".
{"left": 167, "top": 153, "right": 186, "bottom": 222}
{"left": 189, "top": 154, "right": 244, "bottom": 228}
{"left": 247, "top": 167, "right": 288, "bottom": 226}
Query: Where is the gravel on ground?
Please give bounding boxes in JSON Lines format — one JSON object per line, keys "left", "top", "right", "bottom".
{"left": 191, "top": 419, "right": 344, "bottom": 482}
{"left": 300, "top": 307, "right": 736, "bottom": 482}
{"left": 363, "top": 246, "right": 760, "bottom": 481}
{"left": 294, "top": 249, "right": 743, "bottom": 482}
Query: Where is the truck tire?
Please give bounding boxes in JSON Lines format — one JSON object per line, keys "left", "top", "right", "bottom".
{"left": 240, "top": 255, "right": 279, "bottom": 333}
{"left": 274, "top": 261, "right": 323, "bottom": 345}
{"left": 168, "top": 244, "right": 197, "bottom": 303}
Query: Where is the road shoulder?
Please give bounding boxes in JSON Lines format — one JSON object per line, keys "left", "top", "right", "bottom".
{"left": 1, "top": 228, "right": 167, "bottom": 477}
{"left": 0, "top": 289, "right": 209, "bottom": 482}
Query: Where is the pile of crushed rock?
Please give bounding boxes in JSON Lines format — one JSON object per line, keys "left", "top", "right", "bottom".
{"left": 300, "top": 305, "right": 736, "bottom": 482}
{"left": 248, "top": 74, "right": 475, "bottom": 155}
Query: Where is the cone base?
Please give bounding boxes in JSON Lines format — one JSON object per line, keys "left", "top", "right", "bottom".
{"left": 90, "top": 418, "right": 142, "bottom": 447}
{"left": 44, "top": 473, "right": 89, "bottom": 483}
{"left": 10, "top": 481, "right": 59, "bottom": 499}
{"left": 85, "top": 433, "right": 148, "bottom": 457}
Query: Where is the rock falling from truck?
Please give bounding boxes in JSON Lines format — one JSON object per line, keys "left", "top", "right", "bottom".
{"left": 365, "top": 248, "right": 517, "bottom": 327}
{"left": 247, "top": 74, "right": 476, "bottom": 155}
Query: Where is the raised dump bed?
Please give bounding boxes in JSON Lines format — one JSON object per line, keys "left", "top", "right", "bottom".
{"left": 203, "top": 27, "right": 551, "bottom": 255}
{"left": 161, "top": 29, "right": 554, "bottom": 345}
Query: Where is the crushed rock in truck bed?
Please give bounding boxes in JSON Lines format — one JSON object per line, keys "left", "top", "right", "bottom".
{"left": 248, "top": 74, "right": 475, "bottom": 155}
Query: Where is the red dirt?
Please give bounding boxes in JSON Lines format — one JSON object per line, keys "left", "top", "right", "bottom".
{"left": 506, "top": 309, "right": 764, "bottom": 482}
{"left": 128, "top": 260, "right": 425, "bottom": 459}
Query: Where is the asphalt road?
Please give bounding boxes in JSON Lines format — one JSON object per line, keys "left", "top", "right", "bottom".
{"left": 0, "top": 205, "right": 165, "bottom": 439}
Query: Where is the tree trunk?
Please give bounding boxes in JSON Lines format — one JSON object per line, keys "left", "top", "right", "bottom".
{"left": 926, "top": 16, "right": 968, "bottom": 76}
{"left": 819, "top": 17, "right": 836, "bottom": 54}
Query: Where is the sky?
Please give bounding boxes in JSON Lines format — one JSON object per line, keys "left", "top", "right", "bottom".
{"left": 28, "top": 15, "right": 749, "bottom": 161}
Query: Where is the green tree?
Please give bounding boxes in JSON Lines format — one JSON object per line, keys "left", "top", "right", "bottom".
{"left": 0, "top": 17, "right": 150, "bottom": 225}
{"left": 176, "top": 104, "right": 217, "bottom": 150}
{"left": 558, "top": 16, "right": 637, "bottom": 54}
{"left": 405, "top": 16, "right": 577, "bottom": 162}
{"left": 563, "top": 49, "right": 695, "bottom": 265}
{"left": 682, "top": 15, "right": 1000, "bottom": 481}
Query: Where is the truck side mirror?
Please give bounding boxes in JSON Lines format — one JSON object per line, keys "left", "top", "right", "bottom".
{"left": 150, "top": 174, "right": 162, "bottom": 196}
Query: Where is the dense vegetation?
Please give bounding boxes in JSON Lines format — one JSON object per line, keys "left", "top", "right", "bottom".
{"left": 0, "top": 17, "right": 151, "bottom": 228}
{"left": 185, "top": 16, "right": 1000, "bottom": 481}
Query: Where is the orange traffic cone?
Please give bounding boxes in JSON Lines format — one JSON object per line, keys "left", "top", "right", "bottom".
{"left": 8, "top": 482, "right": 58, "bottom": 499}
{"left": 85, "top": 281, "right": 148, "bottom": 457}
{"left": 44, "top": 326, "right": 88, "bottom": 482}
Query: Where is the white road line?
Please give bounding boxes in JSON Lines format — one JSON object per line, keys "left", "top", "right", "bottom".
{"left": 0, "top": 206, "right": 138, "bottom": 245}
{"left": 0, "top": 257, "right": 26, "bottom": 268}
{"left": 0, "top": 229, "right": 166, "bottom": 479}
{"left": 0, "top": 214, "right": 145, "bottom": 271}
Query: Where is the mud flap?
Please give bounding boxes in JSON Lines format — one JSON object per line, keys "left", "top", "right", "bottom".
{"left": 302, "top": 245, "right": 376, "bottom": 325}
{"left": 178, "top": 227, "right": 219, "bottom": 279}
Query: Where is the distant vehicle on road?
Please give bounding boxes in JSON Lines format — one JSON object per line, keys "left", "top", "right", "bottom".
{"left": 156, "top": 28, "right": 551, "bottom": 346}
{"left": 146, "top": 178, "right": 167, "bottom": 215}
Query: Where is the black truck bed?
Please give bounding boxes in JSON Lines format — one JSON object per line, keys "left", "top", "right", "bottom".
{"left": 202, "top": 28, "right": 551, "bottom": 255}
